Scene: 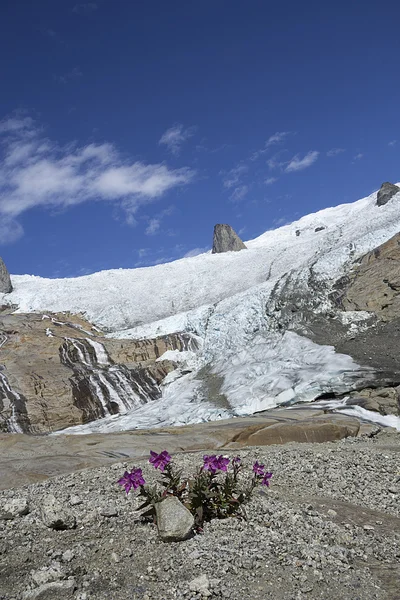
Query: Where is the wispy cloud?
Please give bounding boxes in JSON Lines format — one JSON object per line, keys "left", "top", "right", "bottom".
{"left": 388, "top": 140, "right": 397, "bottom": 147}
{"left": 145, "top": 205, "right": 174, "bottom": 236}
{"left": 221, "top": 164, "right": 250, "bottom": 201}
{"left": 0, "top": 114, "right": 194, "bottom": 245}
{"left": 266, "top": 150, "right": 287, "bottom": 170}
{"left": 55, "top": 67, "right": 83, "bottom": 85}
{"left": 327, "top": 147, "right": 345, "bottom": 157}
{"left": 353, "top": 153, "right": 364, "bottom": 161}
{"left": 221, "top": 164, "right": 248, "bottom": 189}
{"left": 264, "top": 177, "right": 277, "bottom": 185}
{"left": 266, "top": 131, "right": 292, "bottom": 147}
{"left": 250, "top": 132, "right": 293, "bottom": 161}
{"left": 285, "top": 151, "right": 319, "bottom": 172}
{"left": 183, "top": 246, "right": 209, "bottom": 258}
{"left": 159, "top": 124, "right": 196, "bottom": 155}
{"left": 73, "top": 2, "right": 98, "bottom": 14}
{"left": 230, "top": 184, "right": 249, "bottom": 201}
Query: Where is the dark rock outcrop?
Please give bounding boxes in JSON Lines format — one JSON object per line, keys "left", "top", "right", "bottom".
{"left": 0, "top": 257, "right": 12, "bottom": 294}
{"left": 376, "top": 182, "right": 400, "bottom": 206}
{"left": 212, "top": 224, "right": 247, "bottom": 254}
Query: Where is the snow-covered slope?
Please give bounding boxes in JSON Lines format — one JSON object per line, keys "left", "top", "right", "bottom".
{"left": 4, "top": 188, "right": 400, "bottom": 334}
{"left": 3, "top": 186, "right": 400, "bottom": 433}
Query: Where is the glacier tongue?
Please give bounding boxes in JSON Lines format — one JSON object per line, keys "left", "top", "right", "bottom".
{"left": 4, "top": 185, "right": 400, "bottom": 434}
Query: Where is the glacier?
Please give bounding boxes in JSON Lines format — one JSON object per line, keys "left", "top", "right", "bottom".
{"left": 2, "top": 185, "right": 400, "bottom": 434}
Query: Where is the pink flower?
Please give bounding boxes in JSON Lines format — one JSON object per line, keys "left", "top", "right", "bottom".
{"left": 216, "top": 456, "right": 230, "bottom": 472}
{"left": 261, "top": 472, "right": 273, "bottom": 487}
{"left": 252, "top": 461, "right": 265, "bottom": 476}
{"left": 149, "top": 450, "right": 171, "bottom": 471}
{"left": 203, "top": 455, "right": 230, "bottom": 473}
{"left": 117, "top": 468, "right": 145, "bottom": 494}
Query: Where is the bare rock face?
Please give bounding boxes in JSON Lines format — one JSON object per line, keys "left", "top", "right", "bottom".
{"left": 0, "top": 311, "right": 198, "bottom": 434}
{"left": 0, "top": 257, "right": 12, "bottom": 293}
{"left": 333, "top": 231, "right": 400, "bottom": 320}
{"left": 212, "top": 224, "right": 247, "bottom": 254}
{"left": 376, "top": 182, "right": 400, "bottom": 206}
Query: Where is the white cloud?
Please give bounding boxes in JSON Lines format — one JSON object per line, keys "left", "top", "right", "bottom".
{"left": 0, "top": 115, "right": 194, "bottom": 243}
{"left": 159, "top": 124, "right": 196, "bottom": 155}
{"left": 388, "top": 140, "right": 397, "bottom": 147}
{"left": 327, "top": 148, "right": 345, "bottom": 157}
{"left": 266, "top": 131, "right": 291, "bottom": 147}
{"left": 145, "top": 218, "right": 161, "bottom": 235}
{"left": 265, "top": 177, "right": 277, "bottom": 185}
{"left": 266, "top": 152, "right": 286, "bottom": 170}
{"left": 221, "top": 164, "right": 248, "bottom": 189}
{"left": 285, "top": 151, "right": 319, "bottom": 172}
{"left": 144, "top": 205, "right": 174, "bottom": 236}
{"left": 353, "top": 153, "right": 364, "bottom": 161}
{"left": 183, "top": 247, "right": 209, "bottom": 258}
{"left": 230, "top": 184, "right": 249, "bottom": 201}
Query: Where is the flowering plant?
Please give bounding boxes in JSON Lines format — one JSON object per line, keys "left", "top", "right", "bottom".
{"left": 118, "top": 451, "right": 272, "bottom": 528}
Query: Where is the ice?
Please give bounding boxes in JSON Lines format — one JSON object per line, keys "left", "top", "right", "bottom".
{"left": 2, "top": 185, "right": 400, "bottom": 434}
{"left": 311, "top": 399, "right": 400, "bottom": 431}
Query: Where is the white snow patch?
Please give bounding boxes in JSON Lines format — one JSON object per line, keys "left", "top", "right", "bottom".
{"left": 312, "top": 399, "right": 400, "bottom": 431}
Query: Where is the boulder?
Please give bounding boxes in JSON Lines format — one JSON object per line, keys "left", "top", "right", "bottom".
{"left": 189, "top": 574, "right": 211, "bottom": 596}
{"left": 23, "top": 579, "right": 75, "bottom": 600}
{"left": 0, "top": 257, "right": 12, "bottom": 293}
{"left": 376, "top": 182, "right": 400, "bottom": 207}
{"left": 155, "top": 496, "right": 194, "bottom": 542}
{"left": 0, "top": 497, "right": 29, "bottom": 519}
{"left": 212, "top": 224, "right": 247, "bottom": 253}
{"left": 40, "top": 494, "right": 76, "bottom": 530}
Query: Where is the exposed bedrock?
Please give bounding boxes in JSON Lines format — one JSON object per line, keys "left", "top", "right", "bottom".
{"left": 0, "top": 257, "right": 12, "bottom": 294}
{"left": 211, "top": 224, "right": 247, "bottom": 253}
{"left": 0, "top": 311, "right": 197, "bottom": 434}
{"left": 263, "top": 233, "right": 400, "bottom": 414}
{"left": 376, "top": 181, "right": 400, "bottom": 207}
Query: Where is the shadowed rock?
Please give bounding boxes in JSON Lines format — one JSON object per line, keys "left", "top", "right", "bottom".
{"left": 212, "top": 224, "right": 247, "bottom": 254}
{"left": 0, "top": 257, "right": 12, "bottom": 293}
{"left": 376, "top": 182, "right": 400, "bottom": 207}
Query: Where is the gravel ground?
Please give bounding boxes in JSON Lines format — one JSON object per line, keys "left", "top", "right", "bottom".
{"left": 0, "top": 430, "right": 399, "bottom": 600}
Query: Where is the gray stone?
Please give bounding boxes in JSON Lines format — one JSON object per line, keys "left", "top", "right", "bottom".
{"left": 211, "top": 224, "right": 247, "bottom": 254}
{"left": 23, "top": 579, "right": 75, "bottom": 600}
{"left": 31, "top": 562, "right": 63, "bottom": 586}
{"left": 40, "top": 495, "right": 76, "bottom": 530}
{"left": 0, "top": 257, "right": 12, "bottom": 293}
{"left": 376, "top": 181, "right": 400, "bottom": 206}
{"left": 189, "top": 574, "right": 211, "bottom": 597}
{"left": 0, "top": 497, "right": 29, "bottom": 519}
{"left": 155, "top": 496, "right": 194, "bottom": 542}
{"left": 99, "top": 505, "right": 118, "bottom": 517}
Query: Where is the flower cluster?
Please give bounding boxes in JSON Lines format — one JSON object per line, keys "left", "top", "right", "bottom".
{"left": 118, "top": 450, "right": 272, "bottom": 529}
{"left": 117, "top": 468, "right": 145, "bottom": 494}
{"left": 149, "top": 450, "right": 171, "bottom": 471}
{"left": 203, "top": 454, "right": 230, "bottom": 473}
{"left": 252, "top": 461, "right": 273, "bottom": 487}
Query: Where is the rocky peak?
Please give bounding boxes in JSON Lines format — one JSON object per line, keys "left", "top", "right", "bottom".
{"left": 211, "top": 224, "right": 247, "bottom": 254}
{"left": 0, "top": 257, "right": 12, "bottom": 294}
{"left": 376, "top": 182, "right": 400, "bottom": 207}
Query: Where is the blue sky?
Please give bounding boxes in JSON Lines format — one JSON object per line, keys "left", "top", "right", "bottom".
{"left": 1, "top": 0, "right": 400, "bottom": 277}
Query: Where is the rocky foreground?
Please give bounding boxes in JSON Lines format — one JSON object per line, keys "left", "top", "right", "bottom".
{"left": 0, "top": 430, "right": 399, "bottom": 600}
